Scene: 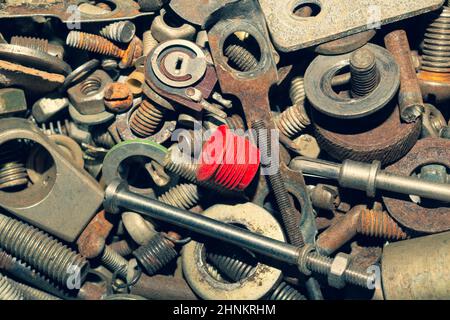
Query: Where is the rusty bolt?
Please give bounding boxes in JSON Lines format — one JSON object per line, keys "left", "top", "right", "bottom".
{"left": 104, "top": 82, "right": 133, "bottom": 113}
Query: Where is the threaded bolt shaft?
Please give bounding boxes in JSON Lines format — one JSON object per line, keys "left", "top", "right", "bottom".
{"left": 129, "top": 99, "right": 165, "bottom": 138}
{"left": 9, "top": 279, "right": 60, "bottom": 300}
{"left": 0, "top": 273, "right": 23, "bottom": 300}
{"left": 357, "top": 209, "right": 408, "bottom": 240}
{"left": 225, "top": 43, "right": 258, "bottom": 72}
{"left": 305, "top": 252, "right": 373, "bottom": 288}
{"left": 101, "top": 245, "right": 128, "bottom": 280}
{"left": 252, "top": 120, "right": 305, "bottom": 247}
{"left": 350, "top": 48, "right": 379, "bottom": 98}
{"left": 100, "top": 21, "right": 136, "bottom": 43}
{"left": 277, "top": 104, "right": 310, "bottom": 138}
{"left": 133, "top": 233, "right": 178, "bottom": 275}
{"left": 66, "top": 31, "right": 124, "bottom": 58}
{"left": 164, "top": 150, "right": 198, "bottom": 182}
{"left": 0, "top": 214, "right": 89, "bottom": 287}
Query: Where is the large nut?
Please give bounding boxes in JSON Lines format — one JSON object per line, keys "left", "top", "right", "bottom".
{"left": 67, "top": 69, "right": 112, "bottom": 115}
{"left": 328, "top": 253, "right": 350, "bottom": 289}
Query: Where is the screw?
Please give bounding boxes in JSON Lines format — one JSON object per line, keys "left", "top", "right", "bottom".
{"left": 350, "top": 47, "right": 379, "bottom": 98}
{"left": 129, "top": 98, "right": 166, "bottom": 137}
{"left": 224, "top": 39, "right": 258, "bottom": 72}
{"left": 66, "top": 31, "right": 142, "bottom": 68}
{"left": 100, "top": 21, "right": 136, "bottom": 43}
{"left": 101, "top": 245, "right": 129, "bottom": 280}
{"left": 8, "top": 278, "right": 60, "bottom": 300}
{"left": 0, "top": 213, "right": 89, "bottom": 287}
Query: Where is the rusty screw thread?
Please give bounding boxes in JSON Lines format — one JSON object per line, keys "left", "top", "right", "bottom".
{"left": 129, "top": 98, "right": 166, "bottom": 138}
{"left": 224, "top": 42, "right": 258, "bottom": 72}
{"left": 357, "top": 209, "right": 408, "bottom": 240}
{"left": 207, "top": 250, "right": 306, "bottom": 300}
{"left": 350, "top": 48, "right": 379, "bottom": 98}
{"left": 66, "top": 31, "right": 124, "bottom": 58}
{"left": 384, "top": 29, "right": 424, "bottom": 122}
{"left": 133, "top": 233, "right": 178, "bottom": 276}
{"left": 0, "top": 273, "right": 24, "bottom": 300}
{"left": 421, "top": 4, "right": 450, "bottom": 73}
{"left": 252, "top": 120, "right": 305, "bottom": 247}
{"left": 0, "top": 213, "right": 89, "bottom": 287}
{"left": 158, "top": 183, "right": 199, "bottom": 210}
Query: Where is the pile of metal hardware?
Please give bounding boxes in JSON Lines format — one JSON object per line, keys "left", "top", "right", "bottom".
{"left": 0, "top": 0, "right": 448, "bottom": 301}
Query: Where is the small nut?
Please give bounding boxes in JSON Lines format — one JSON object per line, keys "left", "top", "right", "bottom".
{"left": 104, "top": 82, "right": 133, "bottom": 113}
{"left": 328, "top": 252, "right": 350, "bottom": 289}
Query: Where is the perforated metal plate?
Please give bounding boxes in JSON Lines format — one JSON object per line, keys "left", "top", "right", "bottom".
{"left": 259, "top": 0, "right": 444, "bottom": 52}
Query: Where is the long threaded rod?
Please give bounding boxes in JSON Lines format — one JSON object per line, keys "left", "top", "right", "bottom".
{"left": 252, "top": 120, "right": 305, "bottom": 247}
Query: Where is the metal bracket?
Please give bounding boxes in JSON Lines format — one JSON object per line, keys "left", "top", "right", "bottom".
{"left": 0, "top": 118, "right": 103, "bottom": 242}
{"left": 259, "top": 0, "right": 445, "bottom": 52}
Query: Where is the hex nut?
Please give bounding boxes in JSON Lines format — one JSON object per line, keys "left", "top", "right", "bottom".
{"left": 328, "top": 252, "right": 350, "bottom": 289}
{"left": 67, "top": 69, "right": 112, "bottom": 115}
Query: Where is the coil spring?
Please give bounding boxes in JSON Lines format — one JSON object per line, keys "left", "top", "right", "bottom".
{"left": 0, "top": 140, "right": 29, "bottom": 191}
{"left": 129, "top": 99, "right": 165, "bottom": 138}
{"left": 40, "top": 120, "right": 70, "bottom": 136}
{"left": 133, "top": 233, "right": 178, "bottom": 275}
{"left": 422, "top": 4, "right": 450, "bottom": 73}
{"left": 224, "top": 41, "right": 258, "bottom": 72}
{"left": 158, "top": 183, "right": 199, "bottom": 210}
{"left": 10, "top": 36, "right": 48, "bottom": 52}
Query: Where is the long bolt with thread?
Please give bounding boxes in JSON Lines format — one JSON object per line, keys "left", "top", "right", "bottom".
{"left": 0, "top": 213, "right": 89, "bottom": 287}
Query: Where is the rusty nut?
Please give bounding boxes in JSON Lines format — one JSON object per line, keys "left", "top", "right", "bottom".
{"left": 328, "top": 252, "right": 351, "bottom": 289}
{"left": 67, "top": 69, "right": 112, "bottom": 115}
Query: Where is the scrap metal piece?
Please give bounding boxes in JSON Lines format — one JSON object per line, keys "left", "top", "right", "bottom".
{"left": 0, "top": 118, "right": 103, "bottom": 242}
{"left": 0, "top": 0, "right": 153, "bottom": 23}
{"left": 259, "top": 0, "right": 444, "bottom": 52}
{"left": 0, "top": 88, "right": 27, "bottom": 118}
